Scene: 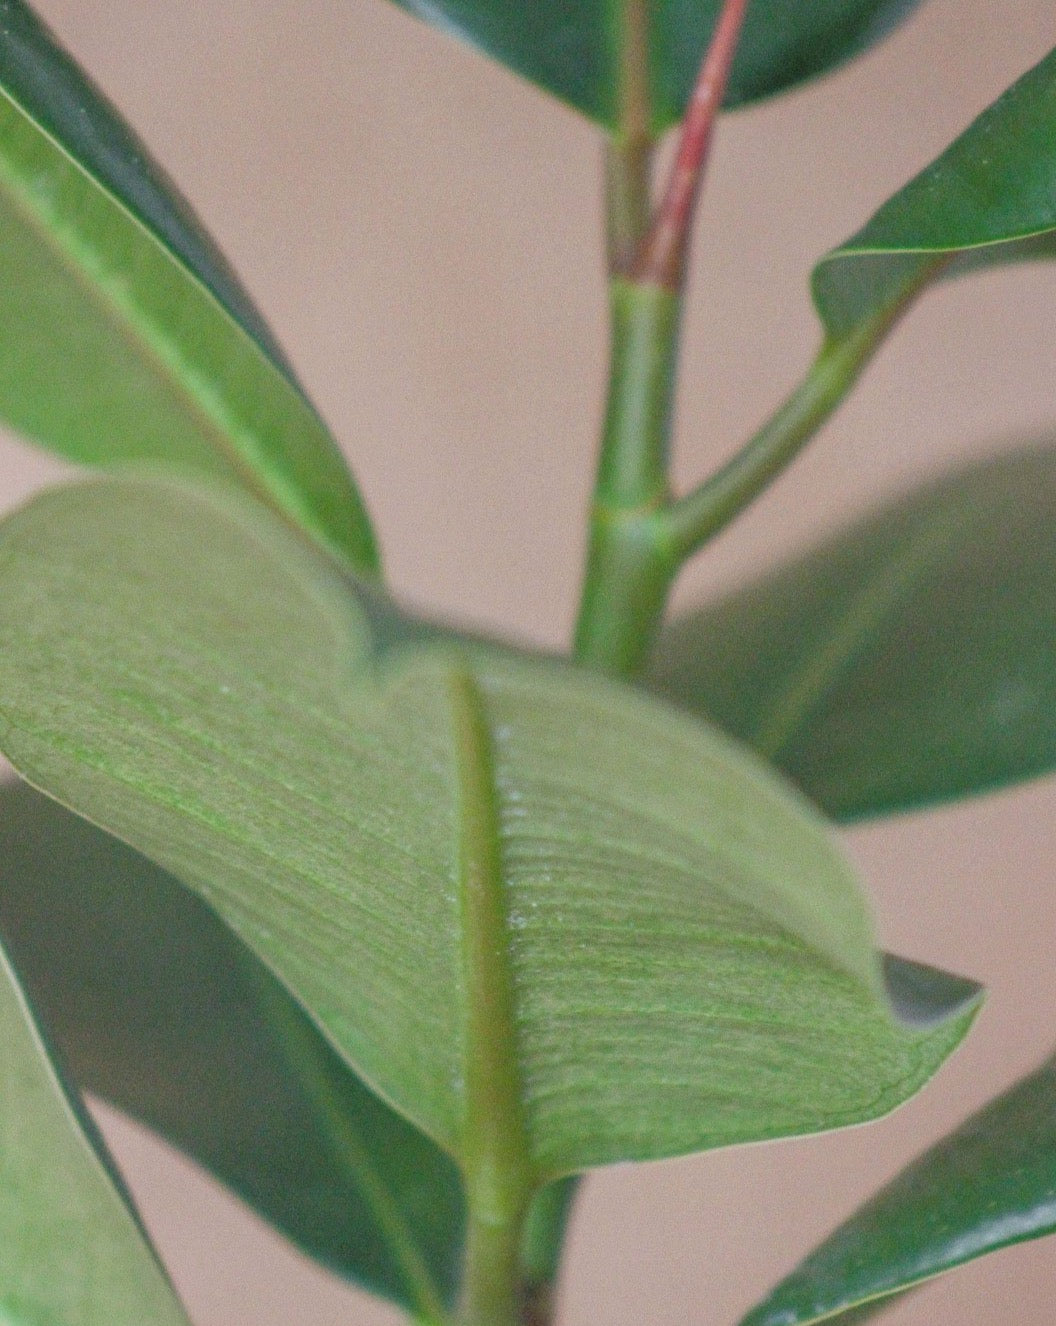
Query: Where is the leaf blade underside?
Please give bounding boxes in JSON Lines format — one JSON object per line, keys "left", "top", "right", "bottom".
{"left": 0, "top": 476, "right": 980, "bottom": 1182}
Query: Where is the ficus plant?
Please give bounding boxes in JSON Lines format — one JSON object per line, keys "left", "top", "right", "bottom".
{"left": 0, "top": 0, "right": 1054, "bottom": 1323}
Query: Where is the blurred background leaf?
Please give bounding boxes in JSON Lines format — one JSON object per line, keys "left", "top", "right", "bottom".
{"left": 649, "top": 442, "right": 1056, "bottom": 820}
{"left": 0, "top": 778, "right": 465, "bottom": 1318}
{"left": 0, "top": 935, "right": 191, "bottom": 1325}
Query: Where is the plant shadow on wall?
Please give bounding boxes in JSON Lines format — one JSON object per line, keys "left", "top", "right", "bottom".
{"left": 0, "top": 2, "right": 1055, "bottom": 1325}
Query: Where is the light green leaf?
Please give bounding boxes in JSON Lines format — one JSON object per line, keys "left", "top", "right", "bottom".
{"left": 0, "top": 934, "right": 190, "bottom": 1326}
{"left": 0, "top": 0, "right": 378, "bottom": 575}
{"left": 0, "top": 475, "right": 980, "bottom": 1180}
{"left": 384, "top": 1, "right": 926, "bottom": 130}
{"left": 648, "top": 442, "right": 1056, "bottom": 821}
{"left": 0, "top": 779, "right": 463, "bottom": 1319}
{"left": 740, "top": 1048, "right": 1056, "bottom": 1326}
{"left": 813, "top": 43, "right": 1056, "bottom": 340}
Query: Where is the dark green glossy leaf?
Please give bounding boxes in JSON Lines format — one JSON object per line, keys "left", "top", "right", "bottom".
{"left": 740, "top": 1049, "right": 1056, "bottom": 1325}
{"left": 0, "top": 934, "right": 190, "bottom": 1325}
{"left": 814, "top": 44, "right": 1056, "bottom": 339}
{"left": 0, "top": 780, "right": 463, "bottom": 1318}
{"left": 521, "top": 1176, "right": 580, "bottom": 1317}
{"left": 385, "top": 1, "right": 926, "bottom": 129}
{"left": 0, "top": 474, "right": 980, "bottom": 1181}
{"left": 0, "top": 0, "right": 378, "bottom": 575}
{"left": 649, "top": 442, "right": 1056, "bottom": 821}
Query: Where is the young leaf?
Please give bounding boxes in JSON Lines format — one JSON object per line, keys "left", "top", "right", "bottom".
{"left": 648, "top": 442, "right": 1056, "bottom": 821}
{"left": 0, "top": 475, "right": 980, "bottom": 1181}
{"left": 383, "top": 1, "right": 926, "bottom": 130}
{"left": 813, "top": 43, "right": 1056, "bottom": 341}
{"left": 0, "top": 0, "right": 379, "bottom": 575}
{"left": 740, "top": 1048, "right": 1056, "bottom": 1326}
{"left": 0, "top": 780, "right": 463, "bottom": 1318}
{"left": 0, "top": 935, "right": 190, "bottom": 1326}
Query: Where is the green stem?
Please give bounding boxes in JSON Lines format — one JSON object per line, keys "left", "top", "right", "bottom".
{"left": 574, "top": 278, "right": 682, "bottom": 677}
{"left": 462, "top": 1202, "right": 531, "bottom": 1326}
{"left": 661, "top": 251, "right": 951, "bottom": 562}
{"left": 661, "top": 314, "right": 900, "bottom": 561}
{"left": 606, "top": 0, "right": 653, "bottom": 278}
{"left": 605, "top": 134, "right": 654, "bottom": 275}
{"left": 575, "top": 0, "right": 755, "bottom": 679}
{"left": 663, "top": 331, "right": 880, "bottom": 559}
{"left": 574, "top": 499, "right": 677, "bottom": 677}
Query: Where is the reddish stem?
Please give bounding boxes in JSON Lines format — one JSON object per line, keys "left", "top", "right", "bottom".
{"left": 631, "top": 0, "right": 751, "bottom": 289}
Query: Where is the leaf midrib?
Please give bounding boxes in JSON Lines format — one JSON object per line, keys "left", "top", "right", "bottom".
{"left": 450, "top": 667, "right": 536, "bottom": 1208}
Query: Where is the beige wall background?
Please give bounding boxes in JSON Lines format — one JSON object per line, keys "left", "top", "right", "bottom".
{"left": 3, "top": 1, "right": 1056, "bottom": 1322}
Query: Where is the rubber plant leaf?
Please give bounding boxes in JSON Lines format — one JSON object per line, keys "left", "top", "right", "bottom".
{"left": 813, "top": 42, "right": 1056, "bottom": 341}
{"left": 649, "top": 442, "right": 1056, "bottom": 821}
{"left": 0, "top": 475, "right": 980, "bottom": 1180}
{"left": 381, "top": 0, "right": 927, "bottom": 129}
{"left": 740, "top": 1048, "right": 1056, "bottom": 1325}
{"left": 0, "top": 0, "right": 379, "bottom": 575}
{"left": 0, "top": 935, "right": 190, "bottom": 1326}
{"left": 650, "top": 46, "right": 1056, "bottom": 819}
{"left": 0, "top": 780, "right": 463, "bottom": 1320}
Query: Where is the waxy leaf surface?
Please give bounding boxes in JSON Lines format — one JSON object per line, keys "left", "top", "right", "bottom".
{"left": 0, "top": 935, "right": 189, "bottom": 1326}
{"left": 0, "top": 476, "right": 980, "bottom": 1179}
{"left": 741, "top": 1049, "right": 1056, "bottom": 1325}
{"left": 384, "top": 1, "right": 926, "bottom": 129}
{"left": 649, "top": 443, "right": 1056, "bottom": 821}
{"left": 0, "top": 781, "right": 464, "bottom": 1319}
{"left": 813, "top": 43, "right": 1056, "bottom": 339}
{"left": 0, "top": 0, "right": 378, "bottom": 574}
